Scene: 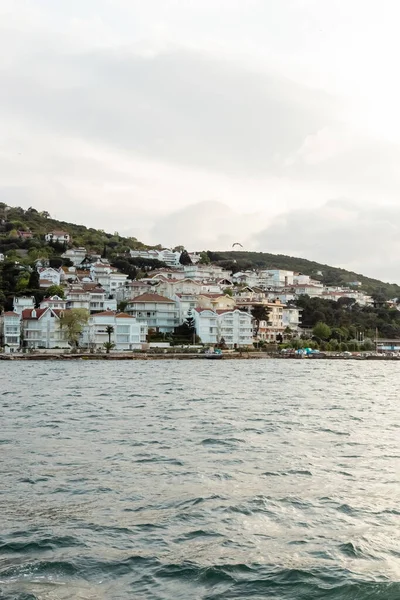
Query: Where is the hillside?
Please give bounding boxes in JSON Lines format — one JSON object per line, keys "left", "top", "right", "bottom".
{"left": 207, "top": 251, "right": 400, "bottom": 300}
{"left": 0, "top": 203, "right": 399, "bottom": 302}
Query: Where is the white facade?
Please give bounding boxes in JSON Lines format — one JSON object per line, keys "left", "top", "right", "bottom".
{"left": 61, "top": 247, "right": 87, "bottom": 266}
{"left": 89, "top": 263, "right": 128, "bottom": 295}
{"left": 282, "top": 306, "right": 302, "bottom": 331}
{"left": 13, "top": 296, "right": 36, "bottom": 316}
{"left": 22, "top": 308, "right": 68, "bottom": 349}
{"left": 129, "top": 248, "right": 181, "bottom": 267}
{"left": 194, "top": 309, "right": 253, "bottom": 348}
{"left": 126, "top": 293, "right": 178, "bottom": 332}
{"left": 81, "top": 312, "right": 147, "bottom": 351}
{"left": 0, "top": 253, "right": 4, "bottom": 262}
{"left": 182, "top": 264, "right": 231, "bottom": 281}
{"left": 156, "top": 278, "right": 202, "bottom": 299}
{"left": 40, "top": 295, "right": 67, "bottom": 310}
{"left": 38, "top": 267, "right": 62, "bottom": 286}
{"left": 45, "top": 231, "right": 71, "bottom": 244}
{"left": 258, "top": 270, "right": 294, "bottom": 289}
{"left": 1, "top": 312, "right": 21, "bottom": 351}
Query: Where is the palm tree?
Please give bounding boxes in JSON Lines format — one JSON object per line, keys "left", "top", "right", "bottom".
{"left": 105, "top": 325, "right": 114, "bottom": 344}
{"left": 103, "top": 341, "right": 115, "bottom": 354}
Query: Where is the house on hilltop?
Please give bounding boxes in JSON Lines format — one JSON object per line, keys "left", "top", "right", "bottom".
{"left": 45, "top": 231, "right": 71, "bottom": 244}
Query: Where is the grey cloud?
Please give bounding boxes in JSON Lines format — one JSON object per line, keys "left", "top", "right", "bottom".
{"left": 254, "top": 200, "right": 400, "bottom": 282}
{"left": 149, "top": 200, "right": 260, "bottom": 249}
{"left": 0, "top": 28, "right": 334, "bottom": 177}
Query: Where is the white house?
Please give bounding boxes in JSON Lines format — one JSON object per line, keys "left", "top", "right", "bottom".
{"left": 156, "top": 277, "right": 202, "bottom": 299}
{"left": 61, "top": 247, "right": 87, "bottom": 266}
{"left": 40, "top": 295, "right": 67, "bottom": 310}
{"left": 38, "top": 267, "right": 62, "bottom": 286}
{"left": 1, "top": 311, "right": 21, "bottom": 352}
{"left": 194, "top": 308, "right": 253, "bottom": 348}
{"left": 45, "top": 231, "right": 71, "bottom": 244}
{"left": 81, "top": 311, "right": 147, "bottom": 351}
{"left": 282, "top": 306, "right": 302, "bottom": 332}
{"left": 21, "top": 307, "right": 68, "bottom": 349}
{"left": 89, "top": 263, "right": 128, "bottom": 295}
{"left": 257, "top": 300, "right": 285, "bottom": 342}
{"left": 0, "top": 253, "right": 4, "bottom": 262}
{"left": 126, "top": 293, "right": 178, "bottom": 332}
{"left": 13, "top": 296, "right": 36, "bottom": 316}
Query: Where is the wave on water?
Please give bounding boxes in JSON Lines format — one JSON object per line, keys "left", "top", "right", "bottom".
{"left": 1, "top": 360, "right": 400, "bottom": 599}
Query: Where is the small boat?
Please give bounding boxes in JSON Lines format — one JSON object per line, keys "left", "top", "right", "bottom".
{"left": 204, "top": 348, "right": 223, "bottom": 359}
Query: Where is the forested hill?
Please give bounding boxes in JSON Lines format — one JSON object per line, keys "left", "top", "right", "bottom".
{"left": 0, "top": 203, "right": 150, "bottom": 255}
{"left": 0, "top": 203, "right": 399, "bottom": 300}
{"left": 207, "top": 251, "right": 400, "bottom": 300}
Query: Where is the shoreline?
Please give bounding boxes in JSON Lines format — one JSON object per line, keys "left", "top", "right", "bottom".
{"left": 1, "top": 352, "right": 399, "bottom": 361}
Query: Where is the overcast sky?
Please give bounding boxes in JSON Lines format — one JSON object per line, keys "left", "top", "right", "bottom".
{"left": 1, "top": 1, "right": 400, "bottom": 281}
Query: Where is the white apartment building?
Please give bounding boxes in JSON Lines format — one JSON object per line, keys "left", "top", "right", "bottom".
{"left": 194, "top": 309, "right": 253, "bottom": 348}
{"left": 89, "top": 263, "right": 128, "bottom": 295}
{"left": 282, "top": 306, "right": 302, "bottom": 332}
{"left": 126, "top": 293, "right": 178, "bottom": 332}
{"left": 258, "top": 270, "right": 294, "bottom": 289}
{"left": 81, "top": 311, "right": 147, "bottom": 351}
{"left": 129, "top": 248, "right": 181, "bottom": 267}
{"left": 1, "top": 312, "right": 21, "bottom": 352}
{"left": 182, "top": 264, "right": 231, "bottom": 281}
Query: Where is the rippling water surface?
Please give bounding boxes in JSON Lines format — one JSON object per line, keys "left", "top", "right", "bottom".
{"left": 1, "top": 360, "right": 400, "bottom": 599}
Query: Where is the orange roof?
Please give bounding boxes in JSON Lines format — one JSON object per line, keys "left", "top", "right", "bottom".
{"left": 129, "top": 293, "right": 174, "bottom": 303}
{"left": 115, "top": 312, "right": 133, "bottom": 319}
{"left": 3, "top": 311, "right": 20, "bottom": 317}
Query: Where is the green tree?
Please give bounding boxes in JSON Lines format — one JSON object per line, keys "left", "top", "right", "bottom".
{"left": 179, "top": 250, "right": 192, "bottom": 266}
{"left": 103, "top": 341, "right": 115, "bottom": 354}
{"left": 45, "top": 285, "right": 65, "bottom": 298}
{"left": 313, "top": 321, "right": 332, "bottom": 340}
{"left": 199, "top": 251, "right": 211, "bottom": 265}
{"left": 28, "top": 270, "right": 40, "bottom": 289}
{"left": 223, "top": 288, "right": 233, "bottom": 297}
{"left": 59, "top": 308, "right": 89, "bottom": 350}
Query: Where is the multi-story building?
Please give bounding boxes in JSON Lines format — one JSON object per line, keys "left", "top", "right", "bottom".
{"left": 126, "top": 293, "right": 178, "bottom": 332}
{"left": 129, "top": 248, "right": 181, "bottom": 267}
{"left": 282, "top": 306, "right": 302, "bottom": 333}
{"left": 21, "top": 308, "right": 68, "bottom": 349}
{"left": 81, "top": 311, "right": 147, "bottom": 351}
{"left": 194, "top": 309, "right": 253, "bottom": 348}
{"left": 1, "top": 312, "right": 21, "bottom": 352}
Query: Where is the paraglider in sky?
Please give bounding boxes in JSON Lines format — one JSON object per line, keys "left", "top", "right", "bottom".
{"left": 232, "top": 242, "right": 243, "bottom": 248}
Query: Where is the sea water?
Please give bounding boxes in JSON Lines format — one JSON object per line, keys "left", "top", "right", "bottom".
{"left": 1, "top": 360, "right": 399, "bottom": 599}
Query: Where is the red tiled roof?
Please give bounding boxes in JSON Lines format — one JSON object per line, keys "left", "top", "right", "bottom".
{"left": 90, "top": 311, "right": 115, "bottom": 317}
{"left": 129, "top": 293, "right": 174, "bottom": 303}
{"left": 3, "top": 311, "right": 20, "bottom": 317}
{"left": 115, "top": 313, "right": 133, "bottom": 319}
{"left": 22, "top": 308, "right": 48, "bottom": 320}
